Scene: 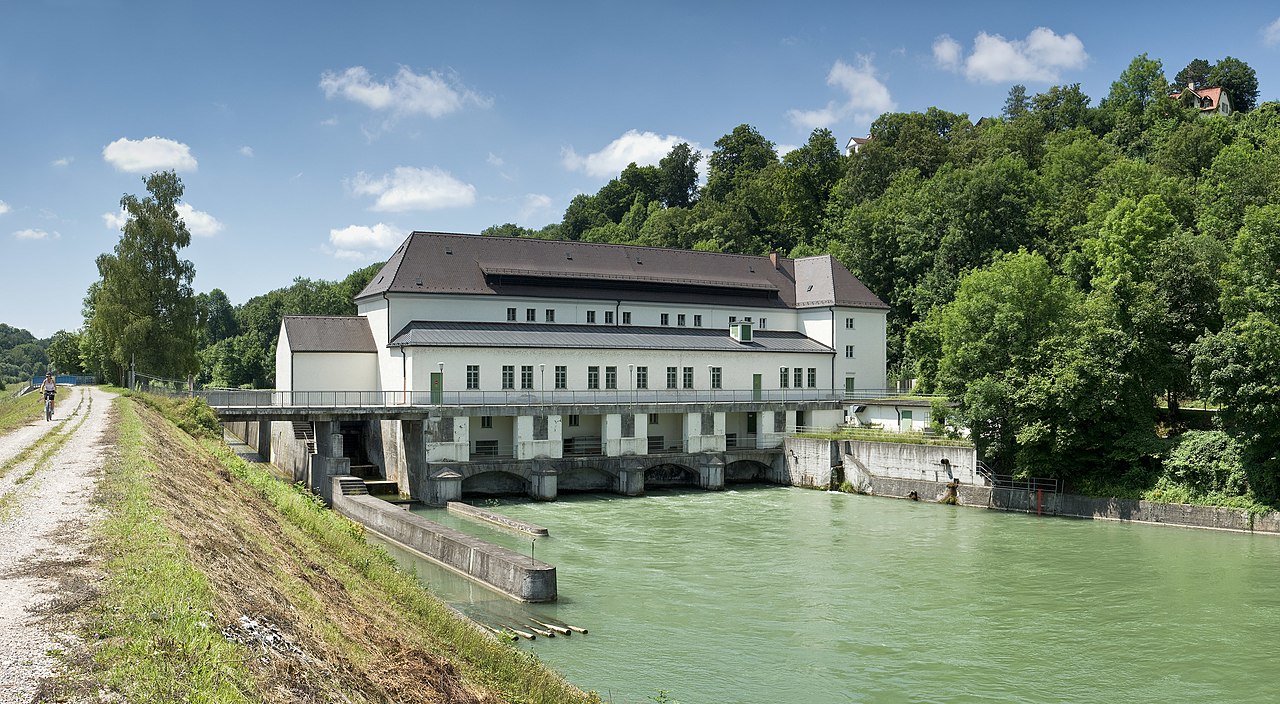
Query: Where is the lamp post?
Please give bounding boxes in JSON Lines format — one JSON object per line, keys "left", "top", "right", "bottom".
{"left": 628, "top": 363, "right": 634, "bottom": 405}
{"left": 707, "top": 365, "right": 714, "bottom": 401}
{"left": 435, "top": 361, "right": 444, "bottom": 405}
{"left": 780, "top": 366, "right": 787, "bottom": 402}
{"left": 539, "top": 363, "right": 546, "bottom": 404}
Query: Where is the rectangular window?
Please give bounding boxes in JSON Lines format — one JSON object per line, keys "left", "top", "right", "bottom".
{"left": 587, "top": 310, "right": 596, "bottom": 323}
{"left": 661, "top": 313, "right": 670, "bottom": 326}
{"left": 710, "top": 367, "right": 722, "bottom": 389}
{"left": 729, "top": 315, "right": 737, "bottom": 323}
{"left": 807, "top": 368, "right": 817, "bottom": 388}
{"left": 744, "top": 316, "right": 752, "bottom": 323}
{"left": 605, "top": 366, "right": 617, "bottom": 390}
{"left": 622, "top": 311, "right": 632, "bottom": 325}
{"left": 554, "top": 365, "right": 567, "bottom": 389}
{"left": 480, "top": 415, "right": 493, "bottom": 429}
{"left": 526, "top": 308, "right": 536, "bottom": 322}
{"left": 466, "top": 364, "right": 480, "bottom": 390}
{"left": 682, "top": 366, "right": 693, "bottom": 389}
{"left": 758, "top": 317, "right": 766, "bottom": 329}
{"left": 846, "top": 345, "right": 856, "bottom": 359}
{"left": 846, "top": 318, "right": 856, "bottom": 329}
{"left": 568, "top": 414, "right": 580, "bottom": 427}
{"left": 694, "top": 314, "right": 702, "bottom": 327}
{"left": 648, "top": 413, "right": 659, "bottom": 425}
{"left": 521, "top": 365, "right": 534, "bottom": 390}
{"left": 605, "top": 310, "right": 614, "bottom": 324}
{"left": 677, "top": 313, "right": 686, "bottom": 326}
{"left": 588, "top": 366, "right": 600, "bottom": 390}
{"left": 666, "top": 366, "right": 678, "bottom": 389}
{"left": 545, "top": 309, "right": 555, "bottom": 322}
{"left": 502, "top": 365, "right": 515, "bottom": 389}
{"left": 794, "top": 368, "right": 804, "bottom": 388}
{"left": 779, "top": 368, "right": 789, "bottom": 388}
{"left": 636, "top": 366, "right": 648, "bottom": 389}
{"left": 507, "top": 307, "right": 517, "bottom": 321}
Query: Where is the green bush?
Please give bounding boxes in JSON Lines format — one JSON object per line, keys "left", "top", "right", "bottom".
{"left": 1164, "top": 430, "right": 1247, "bottom": 496}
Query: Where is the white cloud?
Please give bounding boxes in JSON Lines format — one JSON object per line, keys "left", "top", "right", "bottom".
{"left": 350, "top": 166, "right": 477, "bottom": 212}
{"left": 326, "top": 223, "right": 402, "bottom": 260}
{"left": 176, "top": 203, "right": 224, "bottom": 237}
{"left": 102, "top": 136, "right": 198, "bottom": 173}
{"left": 517, "top": 193, "right": 553, "bottom": 221}
{"left": 787, "top": 56, "right": 897, "bottom": 131}
{"left": 932, "top": 35, "right": 963, "bottom": 71}
{"left": 319, "top": 65, "right": 491, "bottom": 119}
{"left": 936, "top": 27, "right": 1087, "bottom": 83}
{"left": 320, "top": 116, "right": 339, "bottom": 127}
{"left": 51, "top": 156, "right": 73, "bottom": 167}
{"left": 1264, "top": 17, "right": 1280, "bottom": 46}
{"left": 102, "top": 209, "right": 127, "bottom": 230}
{"left": 562, "top": 130, "right": 690, "bottom": 178}
{"left": 239, "top": 146, "right": 254, "bottom": 157}
{"left": 776, "top": 144, "right": 800, "bottom": 157}
{"left": 487, "top": 152, "right": 505, "bottom": 167}
{"left": 14, "top": 228, "right": 58, "bottom": 240}
{"left": 0, "top": 200, "right": 9, "bottom": 215}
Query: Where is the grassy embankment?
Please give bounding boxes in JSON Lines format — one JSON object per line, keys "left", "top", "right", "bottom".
{"left": 54, "top": 392, "right": 599, "bottom": 703}
{"left": 0, "top": 383, "right": 66, "bottom": 434}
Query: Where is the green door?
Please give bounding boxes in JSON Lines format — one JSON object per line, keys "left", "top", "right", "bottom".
{"left": 430, "top": 372, "right": 443, "bottom": 404}
{"left": 752, "top": 374, "right": 762, "bottom": 401}
{"left": 844, "top": 376, "right": 857, "bottom": 397}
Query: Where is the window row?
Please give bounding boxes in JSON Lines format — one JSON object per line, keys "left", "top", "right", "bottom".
{"left": 463, "top": 364, "right": 817, "bottom": 390}
{"left": 502, "top": 307, "right": 767, "bottom": 329}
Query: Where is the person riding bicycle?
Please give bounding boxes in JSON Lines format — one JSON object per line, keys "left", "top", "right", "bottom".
{"left": 41, "top": 372, "right": 57, "bottom": 402}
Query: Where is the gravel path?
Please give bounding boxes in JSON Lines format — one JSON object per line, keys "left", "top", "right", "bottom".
{"left": 0, "top": 386, "right": 116, "bottom": 703}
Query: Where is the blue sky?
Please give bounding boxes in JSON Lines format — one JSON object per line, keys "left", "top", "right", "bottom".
{"left": 4, "top": 0, "right": 1280, "bottom": 338}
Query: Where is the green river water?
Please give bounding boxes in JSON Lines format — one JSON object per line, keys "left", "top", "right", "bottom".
{"left": 372, "top": 486, "right": 1280, "bottom": 704}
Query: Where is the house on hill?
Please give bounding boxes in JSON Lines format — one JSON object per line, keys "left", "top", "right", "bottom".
{"left": 1169, "top": 83, "right": 1232, "bottom": 117}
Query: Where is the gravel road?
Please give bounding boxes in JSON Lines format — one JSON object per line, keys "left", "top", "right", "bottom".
{"left": 0, "top": 386, "right": 116, "bottom": 703}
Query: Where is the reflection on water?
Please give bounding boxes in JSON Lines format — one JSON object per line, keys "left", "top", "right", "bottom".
{"left": 370, "top": 486, "right": 1280, "bottom": 704}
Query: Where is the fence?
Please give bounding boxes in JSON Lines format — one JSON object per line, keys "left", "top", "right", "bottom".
{"left": 31, "top": 374, "right": 97, "bottom": 386}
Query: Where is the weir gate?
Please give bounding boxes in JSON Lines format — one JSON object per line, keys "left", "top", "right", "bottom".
{"left": 203, "top": 388, "right": 848, "bottom": 505}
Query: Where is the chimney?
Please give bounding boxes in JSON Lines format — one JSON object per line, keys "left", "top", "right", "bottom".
{"left": 769, "top": 252, "right": 779, "bottom": 270}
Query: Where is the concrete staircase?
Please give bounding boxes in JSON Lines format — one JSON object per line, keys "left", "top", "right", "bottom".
{"left": 292, "top": 421, "right": 316, "bottom": 455}
{"left": 336, "top": 476, "right": 368, "bottom": 496}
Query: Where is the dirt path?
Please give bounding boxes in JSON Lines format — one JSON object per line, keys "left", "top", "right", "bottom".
{"left": 0, "top": 386, "right": 116, "bottom": 704}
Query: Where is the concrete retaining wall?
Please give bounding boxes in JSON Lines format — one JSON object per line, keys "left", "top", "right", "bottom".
{"left": 332, "top": 488, "right": 556, "bottom": 602}
{"left": 776, "top": 438, "right": 838, "bottom": 488}
{"left": 223, "top": 420, "right": 271, "bottom": 459}
{"left": 841, "top": 439, "right": 978, "bottom": 484}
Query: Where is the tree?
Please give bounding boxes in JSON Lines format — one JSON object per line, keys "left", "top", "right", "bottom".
{"left": 1003, "top": 84, "right": 1030, "bottom": 119}
{"left": 195, "top": 288, "right": 237, "bottom": 348}
{"left": 1174, "top": 58, "right": 1212, "bottom": 90}
{"left": 1208, "top": 56, "right": 1259, "bottom": 113}
{"left": 85, "top": 171, "right": 197, "bottom": 382}
{"left": 1031, "top": 84, "right": 1093, "bottom": 133}
{"left": 46, "top": 330, "right": 84, "bottom": 375}
{"left": 775, "top": 128, "right": 843, "bottom": 252}
{"left": 703, "top": 124, "right": 777, "bottom": 202}
{"left": 658, "top": 142, "right": 701, "bottom": 208}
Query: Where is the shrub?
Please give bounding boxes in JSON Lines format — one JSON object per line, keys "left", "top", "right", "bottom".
{"left": 1164, "top": 430, "right": 1247, "bottom": 496}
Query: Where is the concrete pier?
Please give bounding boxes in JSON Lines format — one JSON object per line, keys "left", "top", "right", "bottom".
{"left": 447, "top": 501, "right": 550, "bottom": 537}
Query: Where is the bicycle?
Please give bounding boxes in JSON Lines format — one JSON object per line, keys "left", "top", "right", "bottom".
{"left": 44, "top": 390, "right": 55, "bottom": 421}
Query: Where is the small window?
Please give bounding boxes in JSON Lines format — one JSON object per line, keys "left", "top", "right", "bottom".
{"left": 526, "top": 308, "right": 536, "bottom": 322}
{"left": 648, "top": 413, "right": 659, "bottom": 425}
{"left": 622, "top": 311, "right": 632, "bottom": 325}
{"left": 758, "top": 317, "right": 766, "bottom": 329}
{"left": 587, "top": 310, "right": 596, "bottom": 324}
{"left": 588, "top": 366, "right": 600, "bottom": 390}
{"left": 666, "top": 366, "right": 678, "bottom": 389}
{"left": 605, "top": 310, "right": 614, "bottom": 324}
{"left": 901, "top": 410, "right": 913, "bottom": 421}
{"left": 480, "top": 415, "right": 493, "bottom": 429}
{"left": 677, "top": 314, "right": 686, "bottom": 327}
{"left": 554, "top": 365, "right": 567, "bottom": 389}
{"left": 779, "top": 368, "right": 789, "bottom": 388}
{"left": 521, "top": 365, "right": 534, "bottom": 390}
{"left": 846, "top": 345, "right": 856, "bottom": 359}
{"left": 661, "top": 313, "right": 670, "bottom": 326}
{"left": 605, "top": 366, "right": 617, "bottom": 390}
{"left": 744, "top": 316, "right": 752, "bottom": 323}
{"left": 636, "top": 366, "right": 648, "bottom": 389}
{"left": 694, "top": 314, "right": 702, "bottom": 327}
{"left": 507, "top": 307, "right": 517, "bottom": 321}
{"left": 729, "top": 315, "right": 737, "bottom": 323}
{"left": 710, "top": 367, "right": 722, "bottom": 389}
{"left": 846, "top": 318, "right": 856, "bottom": 329}
{"left": 794, "top": 368, "right": 803, "bottom": 388}
{"left": 466, "top": 364, "right": 480, "bottom": 390}
{"left": 568, "top": 414, "right": 580, "bottom": 427}
{"left": 545, "top": 309, "right": 555, "bottom": 322}
{"left": 807, "top": 368, "right": 817, "bottom": 388}
{"left": 502, "top": 365, "right": 515, "bottom": 390}
{"left": 682, "top": 366, "right": 693, "bottom": 389}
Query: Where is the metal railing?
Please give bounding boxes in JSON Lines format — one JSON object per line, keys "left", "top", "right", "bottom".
{"left": 196, "top": 387, "right": 849, "bottom": 409}
{"left": 843, "top": 388, "right": 949, "bottom": 403}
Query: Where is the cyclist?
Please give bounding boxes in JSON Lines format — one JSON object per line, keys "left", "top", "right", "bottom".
{"left": 41, "top": 372, "right": 57, "bottom": 420}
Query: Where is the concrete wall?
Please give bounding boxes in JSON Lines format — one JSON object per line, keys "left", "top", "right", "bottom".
{"left": 223, "top": 420, "right": 270, "bottom": 458}
{"left": 776, "top": 437, "right": 838, "bottom": 488}
{"left": 269, "top": 420, "right": 312, "bottom": 483}
{"left": 291, "top": 353, "right": 379, "bottom": 392}
{"left": 841, "top": 439, "right": 977, "bottom": 485}
{"left": 332, "top": 489, "right": 556, "bottom": 602}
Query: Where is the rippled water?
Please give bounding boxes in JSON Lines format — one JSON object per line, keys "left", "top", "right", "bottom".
{"left": 373, "top": 486, "right": 1280, "bottom": 704}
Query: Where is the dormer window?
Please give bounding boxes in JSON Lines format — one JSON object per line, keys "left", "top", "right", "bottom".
{"left": 730, "top": 321, "right": 753, "bottom": 343}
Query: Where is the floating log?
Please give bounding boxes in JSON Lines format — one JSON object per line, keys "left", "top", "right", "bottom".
{"left": 541, "top": 616, "right": 588, "bottom": 634}
{"left": 531, "top": 618, "right": 571, "bottom": 636}
{"left": 503, "top": 624, "right": 537, "bottom": 640}
{"left": 525, "top": 623, "right": 555, "bottom": 638}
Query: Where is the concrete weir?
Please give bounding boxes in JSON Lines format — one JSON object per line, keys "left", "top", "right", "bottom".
{"left": 331, "top": 478, "right": 557, "bottom": 602}
{"left": 447, "top": 501, "right": 550, "bottom": 537}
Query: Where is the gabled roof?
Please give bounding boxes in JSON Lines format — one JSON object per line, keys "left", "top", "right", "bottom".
{"left": 356, "top": 232, "right": 888, "bottom": 311}
{"left": 1170, "top": 85, "right": 1227, "bottom": 112}
{"left": 282, "top": 316, "right": 376, "bottom": 353}
{"left": 389, "top": 321, "right": 836, "bottom": 354}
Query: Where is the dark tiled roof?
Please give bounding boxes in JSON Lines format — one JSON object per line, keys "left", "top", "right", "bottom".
{"left": 388, "top": 321, "right": 836, "bottom": 354}
{"left": 283, "top": 316, "right": 377, "bottom": 353}
{"left": 356, "top": 232, "right": 887, "bottom": 311}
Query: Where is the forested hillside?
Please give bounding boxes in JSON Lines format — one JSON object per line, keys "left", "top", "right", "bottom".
{"left": 0, "top": 323, "right": 49, "bottom": 385}
{"left": 482, "top": 54, "right": 1280, "bottom": 503}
